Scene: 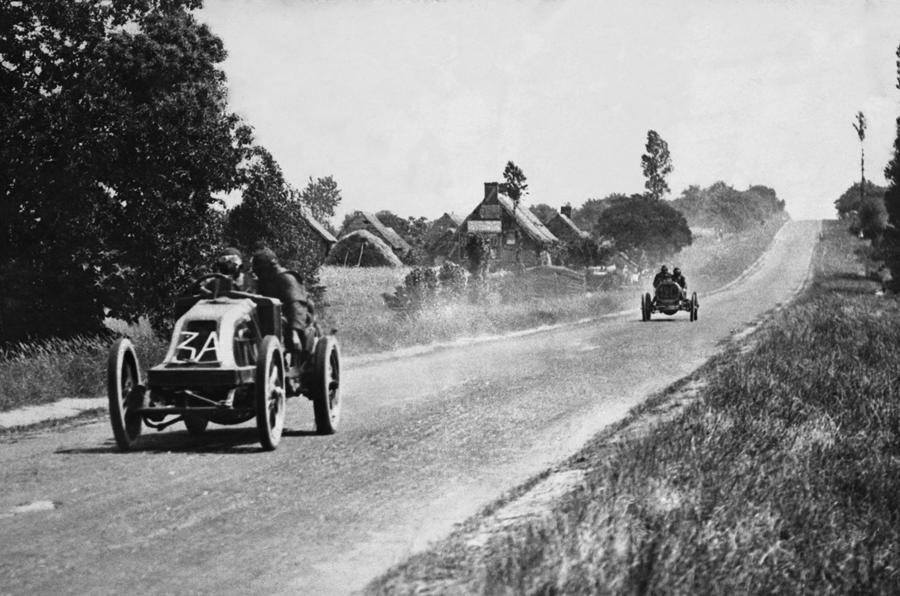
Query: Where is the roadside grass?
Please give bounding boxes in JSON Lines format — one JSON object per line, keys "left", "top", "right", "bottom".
{"left": 368, "top": 219, "right": 900, "bottom": 594}
{"left": 0, "top": 216, "right": 786, "bottom": 412}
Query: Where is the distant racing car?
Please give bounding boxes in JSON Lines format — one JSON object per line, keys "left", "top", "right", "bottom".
{"left": 641, "top": 278, "right": 698, "bottom": 322}
{"left": 107, "top": 273, "right": 341, "bottom": 451}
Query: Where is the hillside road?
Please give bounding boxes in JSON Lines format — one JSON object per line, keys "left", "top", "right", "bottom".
{"left": 0, "top": 220, "right": 820, "bottom": 595}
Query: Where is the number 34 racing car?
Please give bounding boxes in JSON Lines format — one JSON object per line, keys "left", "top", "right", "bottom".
{"left": 107, "top": 273, "right": 341, "bottom": 451}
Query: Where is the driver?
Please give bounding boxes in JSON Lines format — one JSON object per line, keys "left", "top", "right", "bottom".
{"left": 251, "top": 248, "right": 314, "bottom": 365}
{"left": 652, "top": 265, "right": 671, "bottom": 288}
{"left": 200, "top": 247, "right": 248, "bottom": 295}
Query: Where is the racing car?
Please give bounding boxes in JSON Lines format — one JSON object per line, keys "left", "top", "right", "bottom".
{"left": 641, "top": 278, "right": 698, "bottom": 322}
{"left": 107, "top": 273, "right": 341, "bottom": 451}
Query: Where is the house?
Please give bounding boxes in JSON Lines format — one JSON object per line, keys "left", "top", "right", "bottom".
{"left": 460, "top": 182, "right": 558, "bottom": 268}
{"left": 544, "top": 205, "right": 591, "bottom": 243}
{"left": 425, "top": 212, "right": 464, "bottom": 243}
{"left": 340, "top": 211, "right": 412, "bottom": 258}
{"left": 299, "top": 206, "right": 338, "bottom": 263}
{"left": 424, "top": 212, "right": 464, "bottom": 265}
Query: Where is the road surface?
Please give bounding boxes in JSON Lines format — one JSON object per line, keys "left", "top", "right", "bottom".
{"left": 0, "top": 220, "right": 820, "bottom": 595}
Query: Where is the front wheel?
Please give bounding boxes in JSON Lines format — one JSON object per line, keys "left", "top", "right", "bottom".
{"left": 643, "top": 292, "right": 653, "bottom": 321}
{"left": 312, "top": 335, "right": 341, "bottom": 435}
{"left": 690, "top": 292, "right": 699, "bottom": 322}
{"left": 107, "top": 338, "right": 143, "bottom": 451}
{"left": 255, "top": 335, "right": 286, "bottom": 450}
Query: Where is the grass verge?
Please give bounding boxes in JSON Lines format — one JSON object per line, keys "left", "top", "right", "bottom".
{"left": 367, "top": 219, "right": 900, "bottom": 594}
{"left": 0, "top": 217, "right": 785, "bottom": 412}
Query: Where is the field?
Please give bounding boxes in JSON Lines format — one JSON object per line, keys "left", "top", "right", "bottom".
{"left": 0, "top": 216, "right": 785, "bottom": 411}
{"left": 368, "top": 219, "right": 900, "bottom": 594}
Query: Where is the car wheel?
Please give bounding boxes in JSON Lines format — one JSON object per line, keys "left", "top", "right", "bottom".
{"left": 313, "top": 335, "right": 341, "bottom": 435}
{"left": 644, "top": 292, "right": 653, "bottom": 321}
{"left": 255, "top": 335, "right": 286, "bottom": 450}
{"left": 108, "top": 338, "right": 143, "bottom": 451}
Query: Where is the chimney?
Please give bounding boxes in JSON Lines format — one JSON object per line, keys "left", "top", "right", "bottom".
{"left": 560, "top": 204, "right": 573, "bottom": 218}
{"left": 484, "top": 182, "right": 499, "bottom": 201}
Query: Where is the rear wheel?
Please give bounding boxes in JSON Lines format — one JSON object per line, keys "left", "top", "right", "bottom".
{"left": 255, "top": 336, "right": 286, "bottom": 450}
{"left": 108, "top": 338, "right": 143, "bottom": 451}
{"left": 313, "top": 335, "right": 341, "bottom": 435}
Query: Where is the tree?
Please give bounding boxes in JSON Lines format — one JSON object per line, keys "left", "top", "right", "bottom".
{"left": 0, "top": 1, "right": 252, "bottom": 341}
{"left": 224, "top": 147, "right": 324, "bottom": 284}
{"left": 834, "top": 181, "right": 887, "bottom": 219}
{"left": 300, "top": 175, "right": 341, "bottom": 229}
{"left": 853, "top": 111, "right": 867, "bottom": 211}
{"left": 376, "top": 210, "right": 429, "bottom": 265}
{"left": 594, "top": 195, "right": 692, "bottom": 263}
{"left": 529, "top": 203, "right": 558, "bottom": 223}
{"left": 880, "top": 43, "right": 900, "bottom": 283}
{"left": 641, "top": 130, "right": 673, "bottom": 200}
{"left": 572, "top": 194, "right": 627, "bottom": 233}
{"left": 502, "top": 161, "right": 529, "bottom": 207}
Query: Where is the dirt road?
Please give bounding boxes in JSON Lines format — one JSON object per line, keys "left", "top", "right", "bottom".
{"left": 0, "top": 221, "right": 820, "bottom": 595}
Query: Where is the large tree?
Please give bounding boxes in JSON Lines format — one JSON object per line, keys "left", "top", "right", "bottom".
{"left": 641, "top": 130, "right": 673, "bottom": 200}
{"left": 594, "top": 195, "right": 692, "bottom": 263}
{"left": 0, "top": 1, "right": 252, "bottom": 340}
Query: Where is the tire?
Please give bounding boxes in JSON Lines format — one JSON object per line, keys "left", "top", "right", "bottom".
{"left": 691, "top": 292, "right": 699, "bottom": 322}
{"left": 643, "top": 292, "right": 653, "bottom": 321}
{"left": 255, "top": 335, "right": 286, "bottom": 450}
{"left": 184, "top": 414, "right": 209, "bottom": 435}
{"left": 107, "top": 338, "right": 143, "bottom": 451}
{"left": 313, "top": 335, "right": 341, "bottom": 435}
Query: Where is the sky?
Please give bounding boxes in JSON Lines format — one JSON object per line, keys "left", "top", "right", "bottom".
{"left": 199, "top": 0, "right": 900, "bottom": 224}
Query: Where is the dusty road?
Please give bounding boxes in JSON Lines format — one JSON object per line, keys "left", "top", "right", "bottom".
{"left": 0, "top": 221, "right": 819, "bottom": 595}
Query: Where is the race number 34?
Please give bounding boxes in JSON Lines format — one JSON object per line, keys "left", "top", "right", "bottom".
{"left": 176, "top": 330, "right": 219, "bottom": 362}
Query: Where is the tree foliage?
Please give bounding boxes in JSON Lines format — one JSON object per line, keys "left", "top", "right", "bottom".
{"left": 571, "top": 194, "right": 627, "bottom": 233}
{"left": 671, "top": 182, "right": 785, "bottom": 233}
{"left": 834, "top": 181, "right": 888, "bottom": 219}
{"left": 0, "top": 0, "right": 251, "bottom": 341}
{"left": 502, "top": 161, "right": 529, "bottom": 205}
{"left": 224, "top": 147, "right": 329, "bottom": 284}
{"left": 300, "top": 175, "right": 341, "bottom": 231}
{"left": 594, "top": 195, "right": 692, "bottom": 262}
{"left": 375, "top": 210, "right": 429, "bottom": 265}
{"left": 641, "top": 130, "right": 673, "bottom": 200}
{"left": 881, "top": 43, "right": 900, "bottom": 281}
{"left": 529, "top": 203, "right": 558, "bottom": 223}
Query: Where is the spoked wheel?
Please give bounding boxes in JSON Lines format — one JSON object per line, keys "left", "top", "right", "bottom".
{"left": 313, "top": 335, "right": 341, "bottom": 435}
{"left": 255, "top": 335, "right": 286, "bottom": 450}
{"left": 690, "top": 292, "right": 699, "bottom": 322}
{"left": 184, "top": 414, "right": 209, "bottom": 435}
{"left": 107, "top": 338, "right": 143, "bottom": 451}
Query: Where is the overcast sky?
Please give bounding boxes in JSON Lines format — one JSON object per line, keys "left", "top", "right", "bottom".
{"left": 199, "top": 0, "right": 900, "bottom": 224}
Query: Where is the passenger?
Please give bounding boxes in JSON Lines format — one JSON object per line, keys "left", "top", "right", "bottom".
{"left": 672, "top": 267, "right": 686, "bottom": 290}
{"left": 652, "top": 265, "right": 671, "bottom": 288}
{"left": 251, "top": 248, "right": 314, "bottom": 364}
